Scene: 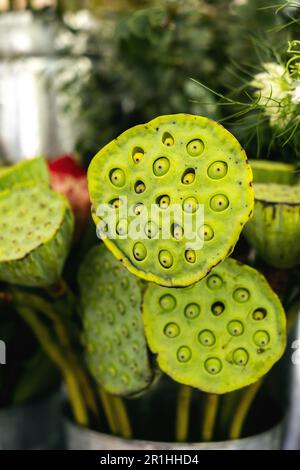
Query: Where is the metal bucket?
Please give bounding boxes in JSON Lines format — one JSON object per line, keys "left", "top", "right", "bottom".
{"left": 0, "top": 391, "right": 63, "bottom": 449}
{"left": 0, "top": 11, "right": 74, "bottom": 163}
{"left": 65, "top": 417, "right": 284, "bottom": 450}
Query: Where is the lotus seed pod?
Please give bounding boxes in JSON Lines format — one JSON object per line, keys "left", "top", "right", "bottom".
{"left": 0, "top": 157, "right": 49, "bottom": 191}
{"left": 0, "top": 183, "right": 74, "bottom": 287}
{"left": 249, "top": 160, "right": 298, "bottom": 185}
{"left": 143, "top": 258, "right": 286, "bottom": 394}
{"left": 78, "top": 244, "right": 154, "bottom": 396}
{"left": 244, "top": 183, "right": 300, "bottom": 268}
{"left": 88, "top": 114, "right": 254, "bottom": 287}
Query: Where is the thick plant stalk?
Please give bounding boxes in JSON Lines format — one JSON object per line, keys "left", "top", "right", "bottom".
{"left": 16, "top": 306, "right": 89, "bottom": 427}
{"left": 12, "top": 290, "right": 99, "bottom": 420}
{"left": 201, "top": 394, "right": 219, "bottom": 442}
{"left": 176, "top": 385, "right": 192, "bottom": 442}
{"left": 110, "top": 395, "right": 133, "bottom": 439}
{"left": 99, "top": 387, "right": 118, "bottom": 435}
{"left": 229, "top": 380, "right": 262, "bottom": 440}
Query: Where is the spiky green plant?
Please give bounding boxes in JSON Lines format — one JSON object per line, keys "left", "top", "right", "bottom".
{"left": 88, "top": 114, "right": 254, "bottom": 287}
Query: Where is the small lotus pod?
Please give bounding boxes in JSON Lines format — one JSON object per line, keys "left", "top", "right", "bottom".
{"left": 0, "top": 183, "right": 74, "bottom": 287}
{"left": 143, "top": 258, "right": 286, "bottom": 394}
{"left": 78, "top": 244, "right": 154, "bottom": 396}
{"left": 244, "top": 183, "right": 300, "bottom": 268}
{"left": 88, "top": 114, "right": 254, "bottom": 287}
{"left": 249, "top": 160, "right": 298, "bottom": 185}
{"left": 0, "top": 157, "right": 49, "bottom": 191}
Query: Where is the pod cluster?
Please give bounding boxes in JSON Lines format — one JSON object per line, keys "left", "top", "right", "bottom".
{"left": 88, "top": 114, "right": 254, "bottom": 287}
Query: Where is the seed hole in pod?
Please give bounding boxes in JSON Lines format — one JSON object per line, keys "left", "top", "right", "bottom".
{"left": 254, "top": 330, "right": 270, "bottom": 347}
{"left": 159, "top": 294, "right": 176, "bottom": 311}
{"left": 156, "top": 195, "right": 170, "bottom": 209}
{"left": 207, "top": 275, "right": 223, "bottom": 289}
{"left": 133, "top": 203, "right": 145, "bottom": 215}
{"left": 145, "top": 220, "right": 159, "bottom": 239}
{"left": 198, "top": 224, "right": 214, "bottom": 241}
{"left": 227, "top": 320, "right": 244, "bottom": 336}
{"left": 132, "top": 147, "right": 144, "bottom": 163}
{"left": 199, "top": 330, "right": 216, "bottom": 346}
{"left": 135, "top": 180, "right": 146, "bottom": 194}
{"left": 109, "top": 198, "right": 121, "bottom": 209}
{"left": 130, "top": 362, "right": 138, "bottom": 372}
{"left": 164, "top": 322, "right": 180, "bottom": 338}
{"left": 121, "top": 277, "right": 129, "bottom": 289}
{"left": 109, "top": 366, "right": 117, "bottom": 377}
{"left": 132, "top": 342, "right": 139, "bottom": 353}
{"left": 159, "top": 250, "right": 174, "bottom": 269}
{"left": 233, "top": 348, "right": 249, "bottom": 366}
{"left": 109, "top": 168, "right": 125, "bottom": 187}
{"left": 210, "top": 194, "right": 229, "bottom": 212}
{"left": 205, "top": 357, "right": 222, "bottom": 375}
{"left": 184, "top": 303, "right": 200, "bottom": 319}
{"left": 185, "top": 249, "right": 196, "bottom": 264}
{"left": 172, "top": 223, "right": 184, "bottom": 240}
{"left": 153, "top": 157, "right": 170, "bottom": 176}
{"left": 121, "top": 374, "right": 130, "bottom": 385}
{"left": 119, "top": 353, "right": 127, "bottom": 365}
{"left": 182, "top": 168, "right": 195, "bottom": 185}
{"left": 211, "top": 301, "right": 225, "bottom": 316}
{"left": 133, "top": 242, "right": 147, "bottom": 261}
{"left": 107, "top": 283, "right": 114, "bottom": 295}
{"left": 177, "top": 346, "right": 192, "bottom": 363}
{"left": 121, "top": 325, "right": 130, "bottom": 338}
{"left": 116, "top": 219, "right": 128, "bottom": 236}
{"left": 117, "top": 301, "right": 126, "bottom": 315}
{"left": 106, "top": 311, "right": 115, "bottom": 325}
{"left": 112, "top": 333, "right": 121, "bottom": 346}
{"left": 233, "top": 288, "right": 250, "bottom": 303}
{"left": 162, "top": 132, "right": 174, "bottom": 146}
{"left": 187, "top": 139, "right": 205, "bottom": 156}
{"left": 183, "top": 196, "right": 198, "bottom": 213}
{"left": 207, "top": 161, "right": 228, "bottom": 180}
{"left": 252, "top": 308, "right": 267, "bottom": 320}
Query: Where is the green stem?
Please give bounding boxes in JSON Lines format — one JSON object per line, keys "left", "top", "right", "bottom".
{"left": 175, "top": 385, "right": 192, "bottom": 442}
{"left": 110, "top": 395, "right": 132, "bottom": 439}
{"left": 201, "top": 394, "right": 219, "bottom": 442}
{"left": 16, "top": 306, "right": 89, "bottom": 427}
{"left": 98, "top": 388, "right": 118, "bottom": 435}
{"left": 229, "top": 380, "right": 262, "bottom": 440}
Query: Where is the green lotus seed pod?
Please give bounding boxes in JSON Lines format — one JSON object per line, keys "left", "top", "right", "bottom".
{"left": 88, "top": 114, "right": 254, "bottom": 287}
{"left": 78, "top": 244, "right": 154, "bottom": 396}
{"left": 249, "top": 160, "right": 297, "bottom": 185}
{"left": 0, "top": 157, "right": 49, "bottom": 191}
{"left": 143, "top": 258, "right": 286, "bottom": 394}
{"left": 244, "top": 183, "right": 300, "bottom": 268}
{"left": 0, "top": 183, "right": 74, "bottom": 287}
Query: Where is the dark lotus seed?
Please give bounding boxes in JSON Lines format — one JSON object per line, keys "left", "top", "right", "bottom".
{"left": 133, "top": 203, "right": 144, "bottom": 215}
{"left": 199, "top": 330, "right": 216, "bottom": 346}
{"left": 153, "top": 157, "right": 170, "bottom": 176}
{"left": 199, "top": 224, "right": 214, "bottom": 241}
{"left": 185, "top": 250, "right": 196, "bottom": 263}
{"left": 145, "top": 220, "right": 159, "bottom": 239}
{"left": 172, "top": 223, "right": 184, "bottom": 240}
{"left": 110, "top": 198, "right": 121, "bottom": 209}
{"left": 233, "top": 288, "right": 250, "bottom": 303}
{"left": 135, "top": 180, "right": 146, "bottom": 194}
{"left": 184, "top": 303, "right": 200, "bottom": 319}
{"left": 159, "top": 250, "right": 173, "bottom": 268}
{"left": 182, "top": 169, "right": 195, "bottom": 184}
{"left": 162, "top": 132, "right": 174, "bottom": 146}
{"left": 177, "top": 346, "right": 192, "bottom": 362}
{"left": 183, "top": 197, "right": 198, "bottom": 213}
{"left": 133, "top": 242, "right": 147, "bottom": 261}
{"left": 164, "top": 322, "right": 180, "bottom": 338}
{"left": 210, "top": 194, "right": 229, "bottom": 212}
{"left": 132, "top": 147, "right": 144, "bottom": 163}
{"left": 110, "top": 168, "right": 125, "bottom": 187}
{"left": 211, "top": 302, "right": 225, "bottom": 316}
{"left": 187, "top": 139, "right": 204, "bottom": 156}
{"left": 233, "top": 348, "right": 249, "bottom": 366}
{"left": 227, "top": 320, "right": 244, "bottom": 336}
{"left": 157, "top": 195, "right": 170, "bottom": 209}
{"left": 207, "top": 161, "right": 228, "bottom": 180}
{"left": 254, "top": 330, "right": 270, "bottom": 347}
{"left": 159, "top": 294, "right": 176, "bottom": 311}
{"left": 252, "top": 308, "right": 267, "bottom": 320}
{"left": 205, "top": 357, "right": 222, "bottom": 374}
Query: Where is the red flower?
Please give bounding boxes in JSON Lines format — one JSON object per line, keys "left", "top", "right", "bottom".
{"left": 48, "top": 155, "right": 90, "bottom": 240}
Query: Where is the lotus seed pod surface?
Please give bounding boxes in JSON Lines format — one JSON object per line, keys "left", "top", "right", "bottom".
{"left": 244, "top": 183, "right": 300, "bottom": 268}
{"left": 88, "top": 114, "right": 254, "bottom": 287}
{"left": 0, "top": 183, "right": 74, "bottom": 286}
{"left": 0, "top": 157, "right": 49, "bottom": 191}
{"left": 78, "top": 244, "right": 153, "bottom": 396}
{"left": 143, "top": 258, "right": 286, "bottom": 394}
